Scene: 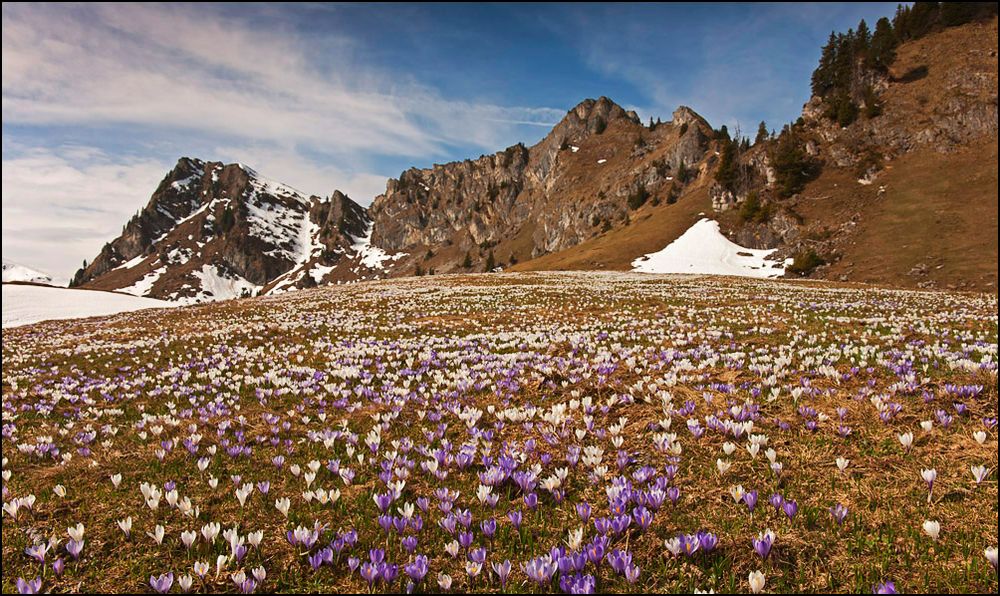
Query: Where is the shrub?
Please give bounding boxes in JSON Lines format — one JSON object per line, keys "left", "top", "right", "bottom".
{"left": 739, "top": 192, "right": 772, "bottom": 223}
{"left": 787, "top": 249, "right": 825, "bottom": 276}
{"left": 627, "top": 186, "right": 650, "bottom": 210}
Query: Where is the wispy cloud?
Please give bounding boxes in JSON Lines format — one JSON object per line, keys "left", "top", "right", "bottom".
{"left": 1, "top": 3, "right": 563, "bottom": 278}
{"left": 545, "top": 3, "right": 898, "bottom": 133}
{"left": 1, "top": 3, "right": 562, "bottom": 158}
{"left": 1, "top": 145, "right": 170, "bottom": 285}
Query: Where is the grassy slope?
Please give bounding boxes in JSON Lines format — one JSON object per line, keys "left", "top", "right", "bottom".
{"left": 511, "top": 185, "right": 713, "bottom": 272}
{"left": 812, "top": 140, "right": 998, "bottom": 289}
{"left": 515, "top": 19, "right": 998, "bottom": 290}
{"left": 806, "top": 17, "right": 998, "bottom": 290}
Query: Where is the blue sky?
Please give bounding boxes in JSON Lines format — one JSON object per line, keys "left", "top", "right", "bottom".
{"left": 2, "top": 2, "right": 901, "bottom": 281}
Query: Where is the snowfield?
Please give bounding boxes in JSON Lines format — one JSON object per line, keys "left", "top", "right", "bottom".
{"left": 632, "top": 218, "right": 787, "bottom": 278}
{"left": 1, "top": 284, "right": 175, "bottom": 328}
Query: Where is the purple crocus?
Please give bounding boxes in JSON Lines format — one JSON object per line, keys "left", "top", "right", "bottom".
{"left": 624, "top": 563, "right": 641, "bottom": 583}
{"left": 523, "top": 555, "right": 557, "bottom": 586}
{"left": 404, "top": 555, "right": 429, "bottom": 583}
{"left": 697, "top": 531, "right": 718, "bottom": 553}
{"left": 830, "top": 503, "right": 848, "bottom": 525}
{"left": 65, "top": 539, "right": 84, "bottom": 561}
{"left": 753, "top": 530, "right": 775, "bottom": 559}
{"left": 492, "top": 559, "right": 512, "bottom": 589}
{"left": 481, "top": 519, "right": 497, "bottom": 540}
{"left": 402, "top": 535, "right": 418, "bottom": 553}
{"left": 150, "top": 572, "right": 174, "bottom": 594}
{"left": 360, "top": 562, "right": 379, "bottom": 587}
{"left": 16, "top": 578, "right": 42, "bottom": 595}
{"left": 782, "top": 500, "right": 798, "bottom": 520}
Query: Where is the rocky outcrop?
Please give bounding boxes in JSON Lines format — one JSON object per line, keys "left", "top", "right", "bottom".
{"left": 75, "top": 158, "right": 373, "bottom": 302}
{"left": 368, "top": 97, "right": 714, "bottom": 273}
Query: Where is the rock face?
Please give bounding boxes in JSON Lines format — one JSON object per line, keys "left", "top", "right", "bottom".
{"left": 75, "top": 158, "right": 375, "bottom": 302}
{"left": 368, "top": 97, "right": 714, "bottom": 274}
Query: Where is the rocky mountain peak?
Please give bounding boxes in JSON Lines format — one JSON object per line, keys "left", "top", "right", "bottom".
{"left": 564, "top": 96, "right": 641, "bottom": 132}
{"left": 671, "top": 105, "right": 711, "bottom": 130}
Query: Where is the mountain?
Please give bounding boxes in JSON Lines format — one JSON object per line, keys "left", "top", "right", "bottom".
{"left": 72, "top": 158, "right": 375, "bottom": 302}
{"left": 76, "top": 11, "right": 997, "bottom": 298}
{"left": 76, "top": 98, "right": 721, "bottom": 300}
{"left": 367, "top": 98, "right": 715, "bottom": 275}
{"left": 2, "top": 259, "right": 54, "bottom": 285}
{"left": 517, "top": 12, "right": 997, "bottom": 291}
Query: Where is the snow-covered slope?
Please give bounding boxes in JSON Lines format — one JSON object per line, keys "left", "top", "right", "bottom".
{"left": 2, "top": 259, "right": 54, "bottom": 285}
{"left": 76, "top": 158, "right": 383, "bottom": 302}
{"left": 631, "top": 218, "right": 787, "bottom": 278}
{"left": 2, "top": 284, "right": 175, "bottom": 328}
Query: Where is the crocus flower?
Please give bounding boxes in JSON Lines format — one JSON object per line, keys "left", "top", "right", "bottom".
{"left": 830, "top": 503, "right": 848, "bottom": 525}
{"left": 150, "top": 572, "right": 174, "bottom": 594}
{"left": 748, "top": 570, "right": 766, "bottom": 593}
{"left": 782, "top": 499, "right": 798, "bottom": 520}
{"left": 971, "top": 465, "right": 989, "bottom": 485}
{"left": 405, "top": 555, "right": 429, "bottom": 583}
{"left": 66, "top": 539, "right": 85, "bottom": 560}
{"left": 438, "top": 572, "right": 453, "bottom": 591}
{"left": 752, "top": 529, "right": 774, "bottom": 559}
{"left": 15, "top": 578, "right": 42, "bottom": 594}
{"left": 24, "top": 544, "right": 49, "bottom": 564}
{"left": 985, "top": 547, "right": 997, "bottom": 571}
{"left": 922, "top": 520, "right": 941, "bottom": 541}
{"left": 492, "top": 559, "right": 512, "bottom": 590}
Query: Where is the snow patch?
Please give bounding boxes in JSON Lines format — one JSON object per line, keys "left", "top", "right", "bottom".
{"left": 597, "top": 159, "right": 607, "bottom": 164}
{"left": 244, "top": 166, "right": 308, "bottom": 204}
{"left": 2, "top": 285, "right": 174, "bottom": 328}
{"left": 186, "top": 265, "right": 261, "bottom": 303}
{"left": 309, "top": 264, "right": 335, "bottom": 284}
{"left": 632, "top": 218, "right": 786, "bottom": 279}
{"left": 170, "top": 172, "right": 202, "bottom": 191}
{"left": 112, "top": 254, "right": 148, "bottom": 272}
{"left": 2, "top": 259, "right": 54, "bottom": 285}
{"left": 119, "top": 266, "right": 166, "bottom": 297}
{"left": 351, "top": 221, "right": 406, "bottom": 271}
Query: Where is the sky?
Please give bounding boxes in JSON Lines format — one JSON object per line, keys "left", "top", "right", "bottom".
{"left": 2, "top": 2, "right": 901, "bottom": 283}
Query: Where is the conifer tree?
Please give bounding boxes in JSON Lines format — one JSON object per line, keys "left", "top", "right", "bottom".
{"left": 755, "top": 121, "right": 769, "bottom": 145}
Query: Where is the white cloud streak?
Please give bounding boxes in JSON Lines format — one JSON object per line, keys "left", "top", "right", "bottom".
{"left": 1, "top": 3, "right": 564, "bottom": 280}
{"left": 1, "top": 147, "right": 170, "bottom": 284}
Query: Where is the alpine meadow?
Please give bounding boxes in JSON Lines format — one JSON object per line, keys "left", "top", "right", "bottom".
{"left": 2, "top": 3, "right": 997, "bottom": 594}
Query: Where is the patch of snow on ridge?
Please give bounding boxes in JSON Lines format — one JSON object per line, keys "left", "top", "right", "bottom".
{"left": 188, "top": 264, "right": 261, "bottom": 303}
{"left": 119, "top": 266, "right": 166, "bottom": 297}
{"left": 352, "top": 221, "right": 406, "bottom": 271}
{"left": 2, "top": 259, "right": 54, "bottom": 285}
{"left": 631, "top": 218, "right": 786, "bottom": 279}
{"left": 2, "top": 285, "right": 174, "bottom": 328}
{"left": 244, "top": 165, "right": 308, "bottom": 203}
